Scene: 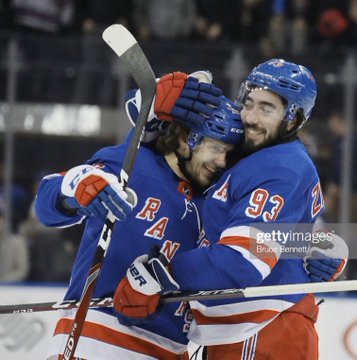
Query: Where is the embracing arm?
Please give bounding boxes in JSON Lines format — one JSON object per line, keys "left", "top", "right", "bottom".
{"left": 34, "top": 164, "right": 136, "bottom": 228}
{"left": 34, "top": 174, "right": 84, "bottom": 228}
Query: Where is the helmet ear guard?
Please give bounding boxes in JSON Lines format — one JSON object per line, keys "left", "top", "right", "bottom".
{"left": 186, "top": 96, "right": 244, "bottom": 149}
{"left": 236, "top": 59, "right": 317, "bottom": 127}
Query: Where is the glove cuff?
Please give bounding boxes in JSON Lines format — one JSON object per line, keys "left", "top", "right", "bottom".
{"left": 57, "top": 195, "right": 81, "bottom": 216}
{"left": 149, "top": 257, "right": 180, "bottom": 294}
{"left": 127, "top": 255, "right": 162, "bottom": 295}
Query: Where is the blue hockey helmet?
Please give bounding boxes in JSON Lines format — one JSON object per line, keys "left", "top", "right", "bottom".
{"left": 236, "top": 59, "right": 317, "bottom": 125}
{"left": 187, "top": 96, "right": 244, "bottom": 149}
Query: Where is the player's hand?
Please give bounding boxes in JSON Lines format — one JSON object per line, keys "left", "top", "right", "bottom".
{"left": 113, "top": 247, "right": 179, "bottom": 319}
{"left": 304, "top": 232, "right": 348, "bottom": 282}
{"left": 60, "top": 164, "right": 137, "bottom": 221}
{"left": 125, "top": 70, "right": 220, "bottom": 143}
{"left": 154, "top": 71, "right": 222, "bottom": 126}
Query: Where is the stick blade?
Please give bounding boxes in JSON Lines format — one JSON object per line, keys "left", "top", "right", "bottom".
{"left": 102, "top": 24, "right": 137, "bottom": 57}
{"left": 102, "top": 24, "right": 156, "bottom": 97}
{"left": 102, "top": 24, "right": 156, "bottom": 185}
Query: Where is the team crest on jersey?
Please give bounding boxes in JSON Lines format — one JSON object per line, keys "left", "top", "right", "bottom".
{"left": 144, "top": 217, "right": 168, "bottom": 240}
{"left": 212, "top": 175, "right": 230, "bottom": 202}
{"left": 181, "top": 198, "right": 198, "bottom": 220}
{"left": 134, "top": 195, "right": 199, "bottom": 240}
{"left": 268, "top": 59, "right": 285, "bottom": 67}
{"left": 177, "top": 181, "right": 193, "bottom": 201}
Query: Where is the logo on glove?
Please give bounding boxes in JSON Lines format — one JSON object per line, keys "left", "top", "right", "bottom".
{"left": 129, "top": 263, "right": 147, "bottom": 287}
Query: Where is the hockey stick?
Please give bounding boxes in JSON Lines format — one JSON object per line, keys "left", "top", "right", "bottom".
{"left": 2, "top": 280, "right": 356, "bottom": 315}
{"left": 61, "top": 24, "right": 156, "bottom": 360}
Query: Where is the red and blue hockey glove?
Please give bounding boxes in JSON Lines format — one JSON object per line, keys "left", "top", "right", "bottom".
{"left": 113, "top": 248, "right": 179, "bottom": 319}
{"left": 304, "top": 232, "right": 349, "bottom": 282}
{"left": 125, "top": 70, "right": 221, "bottom": 142}
{"left": 60, "top": 164, "right": 137, "bottom": 221}
{"left": 154, "top": 71, "right": 222, "bottom": 126}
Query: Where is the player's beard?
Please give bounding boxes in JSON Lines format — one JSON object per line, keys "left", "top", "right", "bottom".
{"left": 180, "top": 161, "right": 222, "bottom": 194}
{"left": 242, "top": 122, "right": 290, "bottom": 155}
{"left": 176, "top": 154, "right": 222, "bottom": 194}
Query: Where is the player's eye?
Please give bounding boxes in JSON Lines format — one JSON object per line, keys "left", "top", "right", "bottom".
{"left": 260, "top": 104, "right": 276, "bottom": 115}
{"left": 243, "top": 99, "right": 253, "bottom": 110}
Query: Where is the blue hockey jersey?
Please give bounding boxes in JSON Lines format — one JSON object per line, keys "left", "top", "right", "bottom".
{"left": 35, "top": 143, "right": 205, "bottom": 358}
{"left": 170, "top": 140, "right": 324, "bottom": 345}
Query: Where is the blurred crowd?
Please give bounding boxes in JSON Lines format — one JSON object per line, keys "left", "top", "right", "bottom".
{"left": 1, "top": 0, "right": 357, "bottom": 55}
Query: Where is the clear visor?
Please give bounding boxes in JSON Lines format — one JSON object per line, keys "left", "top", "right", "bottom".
{"left": 235, "top": 82, "right": 296, "bottom": 121}
{"left": 235, "top": 82, "right": 267, "bottom": 110}
{"left": 190, "top": 136, "right": 235, "bottom": 159}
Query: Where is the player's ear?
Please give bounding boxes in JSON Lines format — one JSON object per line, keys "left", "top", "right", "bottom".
{"left": 288, "top": 109, "right": 305, "bottom": 131}
{"left": 178, "top": 136, "right": 190, "bottom": 157}
{"left": 287, "top": 118, "right": 298, "bottom": 131}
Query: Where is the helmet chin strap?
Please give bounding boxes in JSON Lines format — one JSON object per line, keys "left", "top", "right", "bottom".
{"left": 281, "top": 112, "right": 304, "bottom": 140}
{"left": 174, "top": 149, "right": 206, "bottom": 194}
{"left": 174, "top": 148, "right": 192, "bottom": 180}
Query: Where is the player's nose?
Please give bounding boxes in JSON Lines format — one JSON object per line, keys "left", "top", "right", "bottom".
{"left": 213, "top": 152, "right": 227, "bottom": 168}
{"left": 242, "top": 108, "right": 259, "bottom": 125}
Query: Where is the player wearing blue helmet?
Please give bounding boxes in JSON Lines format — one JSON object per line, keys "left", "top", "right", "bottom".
{"left": 114, "top": 60, "right": 348, "bottom": 360}
{"left": 169, "top": 95, "right": 244, "bottom": 192}
{"left": 238, "top": 58, "right": 317, "bottom": 122}
{"left": 187, "top": 96, "right": 244, "bottom": 149}
{"left": 35, "top": 73, "right": 243, "bottom": 359}
{"left": 236, "top": 58, "right": 317, "bottom": 154}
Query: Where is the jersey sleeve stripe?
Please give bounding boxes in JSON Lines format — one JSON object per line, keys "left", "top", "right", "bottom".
{"left": 217, "top": 239, "right": 271, "bottom": 279}
{"left": 217, "top": 225, "right": 281, "bottom": 279}
{"left": 218, "top": 235, "right": 279, "bottom": 269}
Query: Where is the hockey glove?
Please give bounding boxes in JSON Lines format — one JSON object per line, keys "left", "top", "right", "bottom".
{"left": 60, "top": 164, "right": 137, "bottom": 221}
{"left": 154, "top": 71, "right": 222, "bottom": 126}
{"left": 304, "top": 232, "right": 349, "bottom": 282}
{"left": 113, "top": 248, "right": 179, "bottom": 319}
{"left": 125, "top": 70, "right": 219, "bottom": 143}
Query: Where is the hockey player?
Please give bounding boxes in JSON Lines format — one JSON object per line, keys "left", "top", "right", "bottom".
{"left": 34, "top": 78, "right": 244, "bottom": 359}
{"left": 114, "top": 59, "right": 348, "bottom": 359}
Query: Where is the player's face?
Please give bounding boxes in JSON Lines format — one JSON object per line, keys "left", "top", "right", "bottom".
{"left": 240, "top": 89, "right": 286, "bottom": 152}
{"left": 186, "top": 137, "right": 235, "bottom": 187}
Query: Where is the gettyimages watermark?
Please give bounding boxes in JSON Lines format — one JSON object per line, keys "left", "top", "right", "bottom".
{"left": 247, "top": 223, "right": 356, "bottom": 260}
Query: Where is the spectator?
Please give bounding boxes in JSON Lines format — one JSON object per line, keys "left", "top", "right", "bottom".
{"left": 235, "top": 0, "right": 271, "bottom": 45}
{"left": 133, "top": 0, "right": 196, "bottom": 41}
{"left": 194, "top": 0, "right": 241, "bottom": 42}
{"left": 264, "top": 0, "right": 313, "bottom": 57}
{"left": 76, "top": 0, "right": 133, "bottom": 35}
{"left": 310, "top": 0, "right": 357, "bottom": 49}
{"left": 11, "top": 0, "right": 75, "bottom": 34}
{"left": 0, "top": 191, "right": 29, "bottom": 282}
{"left": 17, "top": 171, "right": 79, "bottom": 281}
{"left": 18, "top": 201, "right": 77, "bottom": 281}
{"left": 72, "top": 0, "right": 133, "bottom": 105}
{"left": 323, "top": 111, "right": 357, "bottom": 222}
{"left": 0, "top": 164, "right": 30, "bottom": 232}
